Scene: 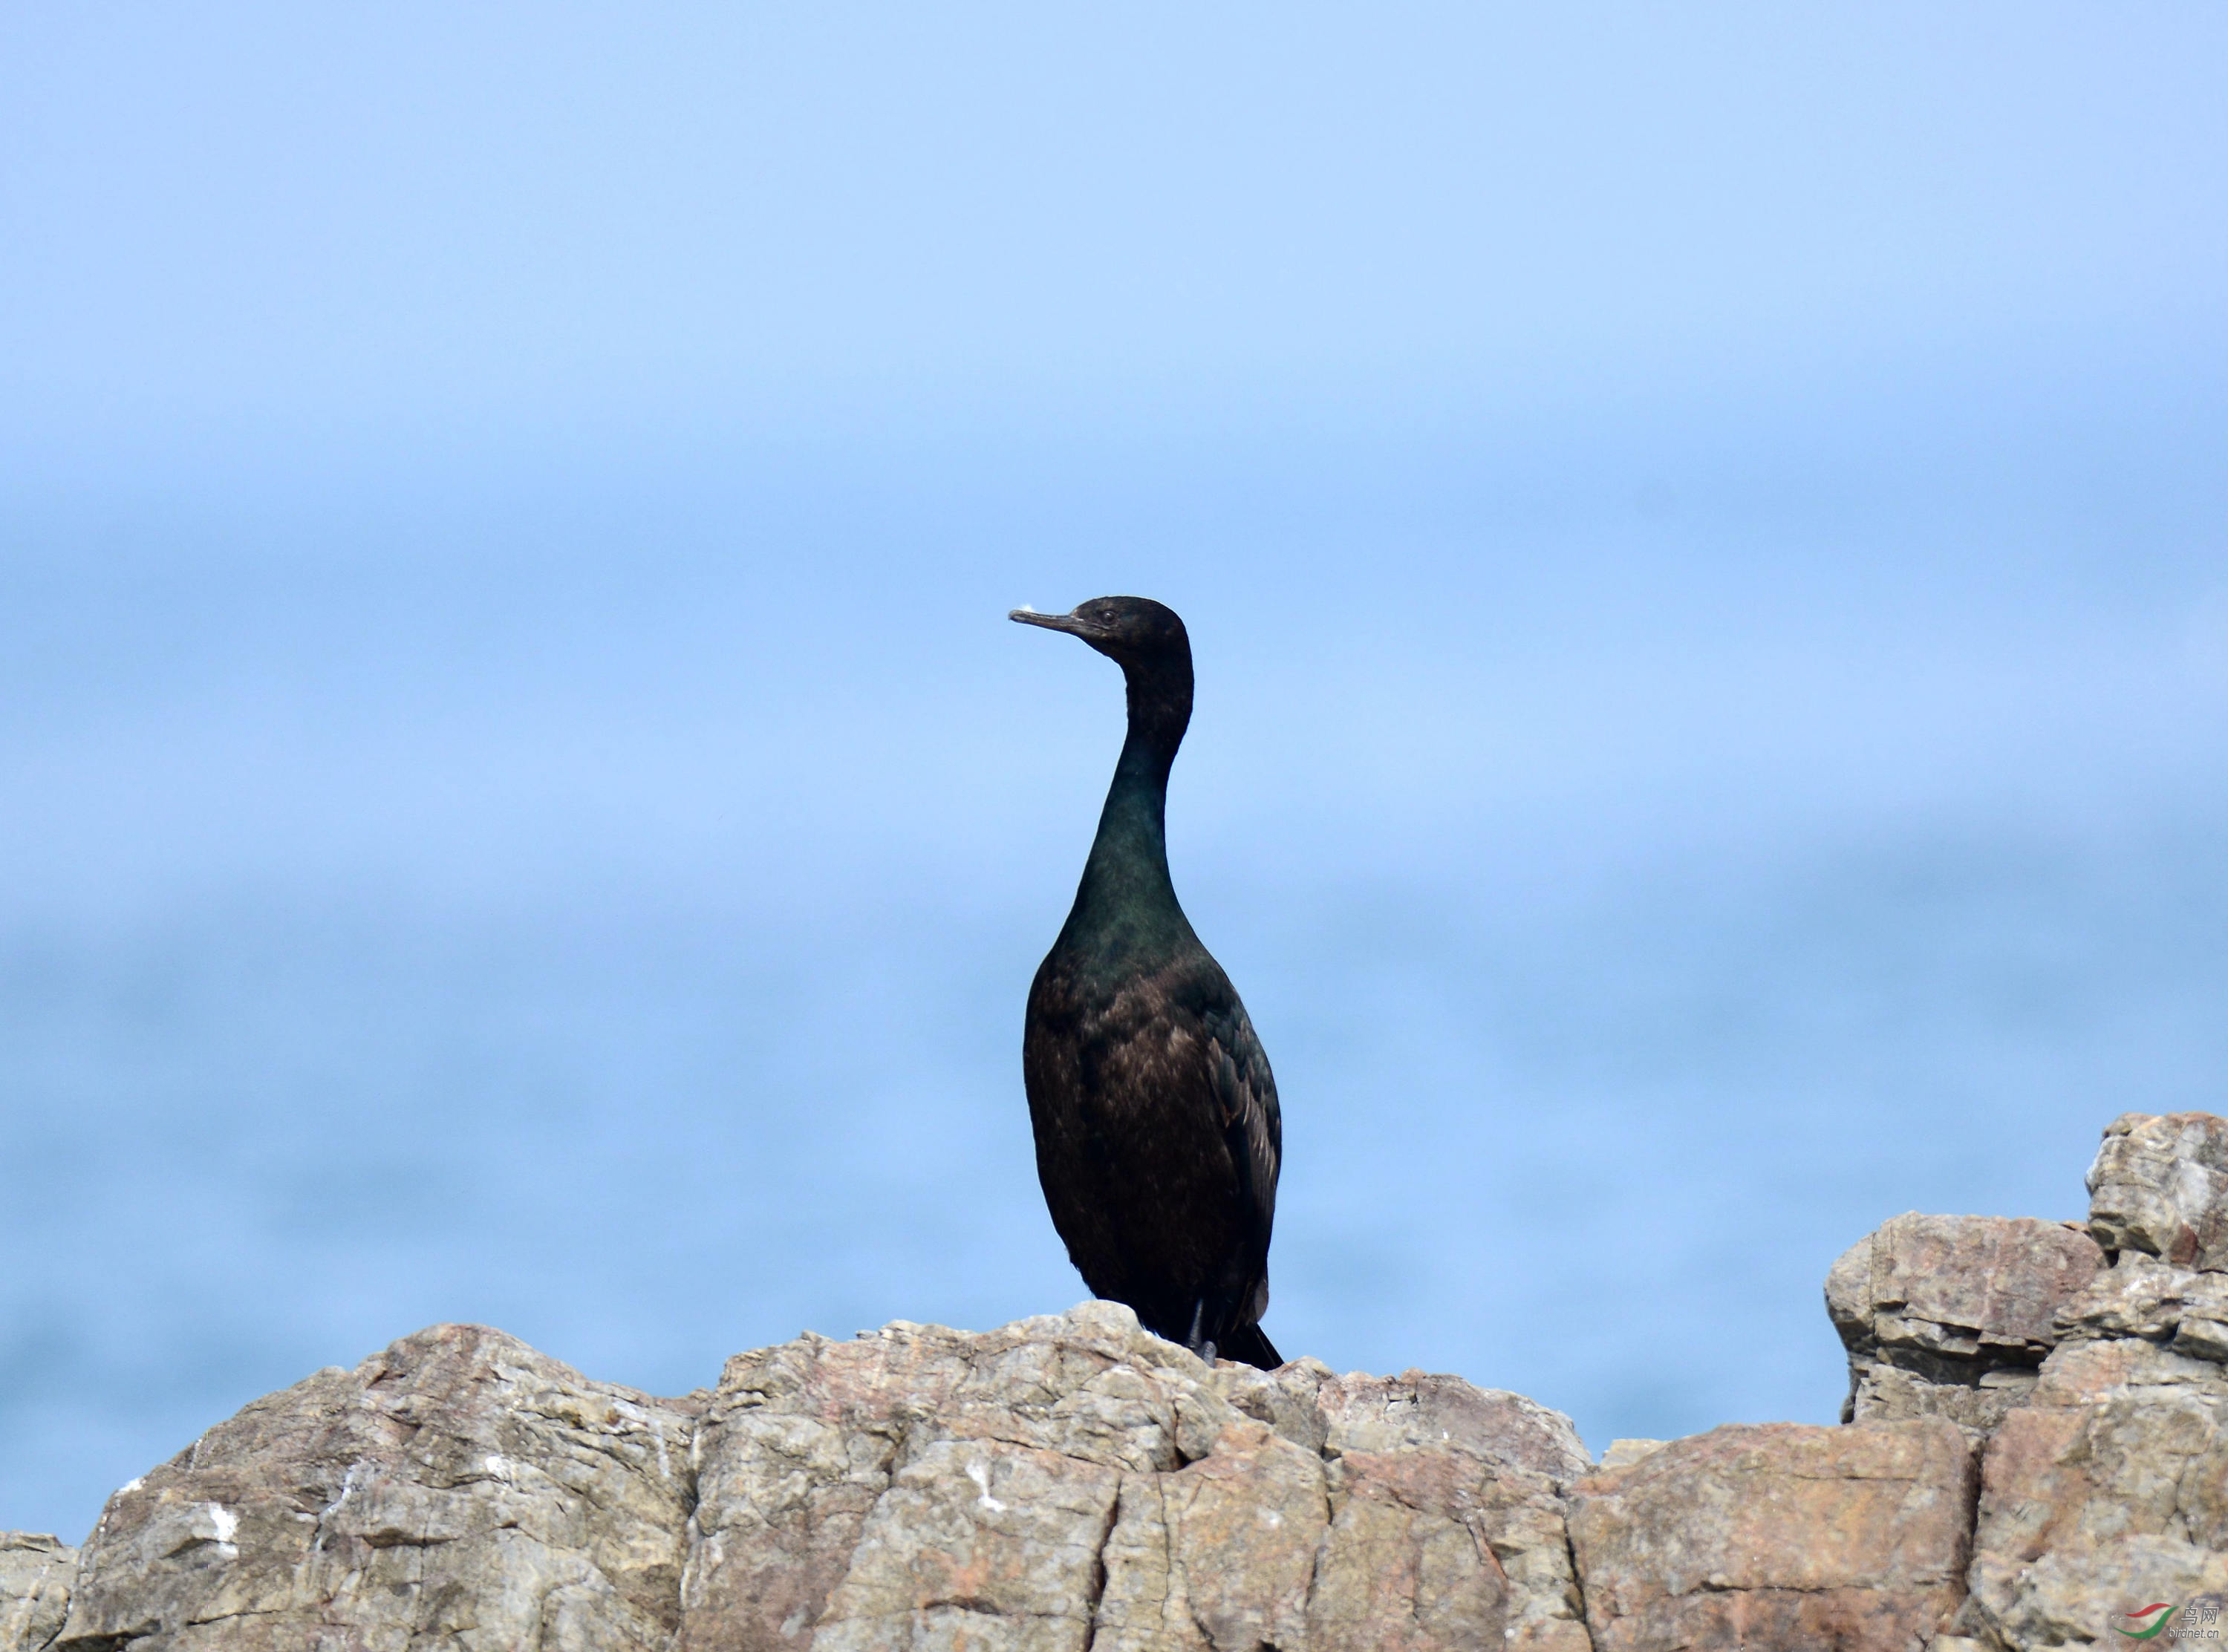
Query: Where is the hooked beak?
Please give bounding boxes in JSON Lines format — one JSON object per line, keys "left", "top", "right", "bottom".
{"left": 1009, "top": 606, "right": 1102, "bottom": 639}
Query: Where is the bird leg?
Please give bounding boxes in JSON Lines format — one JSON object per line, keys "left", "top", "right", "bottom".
{"left": 1185, "top": 1299, "right": 1217, "bottom": 1365}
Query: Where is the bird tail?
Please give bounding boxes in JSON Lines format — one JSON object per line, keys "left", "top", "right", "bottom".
{"left": 1217, "top": 1320, "right": 1282, "bottom": 1370}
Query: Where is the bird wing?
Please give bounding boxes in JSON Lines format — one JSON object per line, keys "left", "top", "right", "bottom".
{"left": 1199, "top": 997, "right": 1281, "bottom": 1275}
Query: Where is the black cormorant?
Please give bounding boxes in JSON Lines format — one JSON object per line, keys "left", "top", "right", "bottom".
{"left": 1010, "top": 596, "right": 1283, "bottom": 1369}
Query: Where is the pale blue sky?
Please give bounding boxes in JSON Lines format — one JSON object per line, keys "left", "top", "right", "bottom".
{"left": 5, "top": 3, "right": 2222, "bottom": 454}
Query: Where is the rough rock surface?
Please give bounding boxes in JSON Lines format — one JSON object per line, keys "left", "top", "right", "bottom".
{"left": 1953, "top": 1339, "right": 2228, "bottom": 1650}
{"left": 2087, "top": 1110, "right": 2228, "bottom": 1272}
{"left": 0, "top": 1536, "right": 76, "bottom": 1652}
{"left": 1567, "top": 1419, "right": 1977, "bottom": 1651}
{"left": 680, "top": 1301, "right": 1593, "bottom": 1652}
{"left": 7, "top": 1107, "right": 2227, "bottom": 1652}
{"left": 1828, "top": 1214, "right": 2103, "bottom": 1434}
{"left": 1945, "top": 1111, "right": 2228, "bottom": 1651}
{"left": 8, "top": 1308, "right": 1592, "bottom": 1652}
{"left": 45, "top": 1323, "right": 701, "bottom": 1651}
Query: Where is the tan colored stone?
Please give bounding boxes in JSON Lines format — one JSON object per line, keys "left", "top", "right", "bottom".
{"left": 1145, "top": 1421, "right": 1328, "bottom": 1652}
{"left": 1566, "top": 1419, "right": 1976, "bottom": 1652}
{"left": 1826, "top": 1214, "right": 2101, "bottom": 1434}
{"left": 2087, "top": 1111, "right": 2228, "bottom": 1272}
{"left": 1596, "top": 1440, "right": 1667, "bottom": 1471}
{"left": 680, "top": 1319, "right": 988, "bottom": 1652}
{"left": 1089, "top": 1471, "right": 1213, "bottom": 1652}
{"left": 2056, "top": 1250, "right": 2228, "bottom": 1363}
{"left": 811, "top": 1439, "right": 1121, "bottom": 1652}
{"left": 1306, "top": 1446, "right": 1587, "bottom": 1652}
{"left": 1315, "top": 1369, "right": 1592, "bottom": 1483}
{"left": 1956, "top": 1333, "right": 2228, "bottom": 1650}
{"left": 1, "top": 1534, "right": 76, "bottom": 1652}
{"left": 1843, "top": 1362, "right": 2045, "bottom": 1437}
{"left": 31, "top": 1110, "right": 2228, "bottom": 1651}
{"left": 1298, "top": 1367, "right": 1590, "bottom": 1652}
{"left": 1205, "top": 1355, "right": 1333, "bottom": 1457}
{"left": 682, "top": 1302, "right": 1592, "bottom": 1652}
{"left": 1086, "top": 1420, "right": 1330, "bottom": 1652}
{"left": 1837, "top": 1215, "right": 2102, "bottom": 1359}
{"left": 52, "top": 1325, "right": 699, "bottom": 1652}
{"left": 2026, "top": 1325, "right": 2228, "bottom": 1408}
{"left": 1962, "top": 1544, "right": 2228, "bottom": 1651}
{"left": 21, "top": 1302, "right": 1606, "bottom": 1652}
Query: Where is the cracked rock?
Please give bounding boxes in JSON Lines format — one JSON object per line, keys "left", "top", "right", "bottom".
{"left": 1312, "top": 1368, "right": 1591, "bottom": 1482}
{"left": 680, "top": 1300, "right": 1591, "bottom": 1652}
{"left": 50, "top": 1323, "right": 700, "bottom": 1652}
{"left": 2087, "top": 1111, "right": 2228, "bottom": 1272}
{"left": 1826, "top": 1212, "right": 2101, "bottom": 1435}
{"left": 1952, "top": 1339, "right": 2228, "bottom": 1650}
{"left": 1, "top": 1533, "right": 76, "bottom": 1652}
{"left": 2053, "top": 1249, "right": 2228, "bottom": 1362}
{"left": 16, "top": 1107, "right": 2228, "bottom": 1652}
{"left": 1949, "top": 1110, "right": 2228, "bottom": 1651}
{"left": 1566, "top": 1419, "right": 1978, "bottom": 1652}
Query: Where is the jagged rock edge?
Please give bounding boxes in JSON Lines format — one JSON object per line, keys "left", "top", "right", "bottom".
{"left": 13, "top": 1111, "right": 2228, "bottom": 1652}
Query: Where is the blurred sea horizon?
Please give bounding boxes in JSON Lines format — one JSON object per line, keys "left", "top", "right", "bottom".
{"left": 9, "top": 351, "right": 2227, "bottom": 1538}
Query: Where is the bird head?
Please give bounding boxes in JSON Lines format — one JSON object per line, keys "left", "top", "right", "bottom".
{"left": 1009, "top": 597, "right": 1189, "bottom": 669}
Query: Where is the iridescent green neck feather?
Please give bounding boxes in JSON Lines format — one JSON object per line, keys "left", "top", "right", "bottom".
{"left": 1060, "top": 656, "right": 1196, "bottom": 966}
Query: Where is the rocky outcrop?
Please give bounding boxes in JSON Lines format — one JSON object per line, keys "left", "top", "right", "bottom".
{"left": 2087, "top": 1110, "right": 2228, "bottom": 1271}
{"left": 682, "top": 1306, "right": 1589, "bottom": 1652}
{"left": 1955, "top": 1337, "right": 2228, "bottom": 1648}
{"left": 1945, "top": 1113, "right": 2228, "bottom": 1651}
{"left": 0, "top": 1538, "right": 74, "bottom": 1652}
{"left": 1827, "top": 1214, "right": 2103, "bottom": 1433}
{"left": 33, "top": 1323, "right": 702, "bottom": 1651}
{"left": 4, "top": 1308, "right": 1591, "bottom": 1652}
{"left": 1567, "top": 1419, "right": 1978, "bottom": 1651}
{"left": 4, "top": 1109, "right": 2225, "bottom": 1652}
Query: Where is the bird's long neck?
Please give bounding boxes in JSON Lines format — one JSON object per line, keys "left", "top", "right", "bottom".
{"left": 1063, "top": 662, "right": 1193, "bottom": 959}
